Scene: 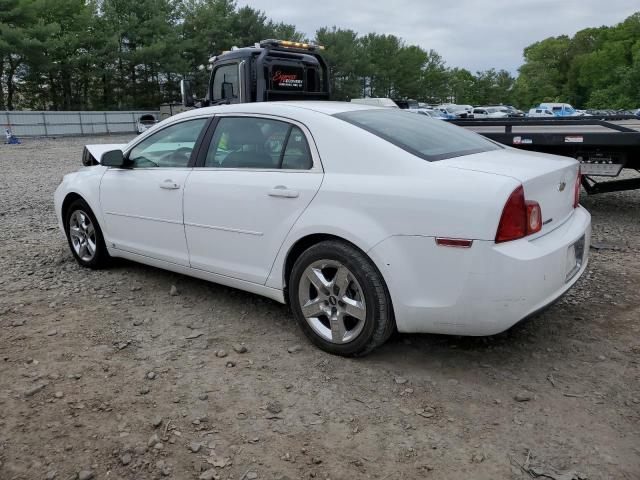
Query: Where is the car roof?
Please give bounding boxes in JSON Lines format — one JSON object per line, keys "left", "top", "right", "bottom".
{"left": 172, "top": 101, "right": 380, "bottom": 121}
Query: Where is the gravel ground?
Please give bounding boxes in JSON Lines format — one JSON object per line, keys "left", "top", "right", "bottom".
{"left": 0, "top": 135, "right": 639, "bottom": 480}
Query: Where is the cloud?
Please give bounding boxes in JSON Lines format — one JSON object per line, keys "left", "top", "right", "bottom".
{"left": 239, "top": 0, "right": 639, "bottom": 73}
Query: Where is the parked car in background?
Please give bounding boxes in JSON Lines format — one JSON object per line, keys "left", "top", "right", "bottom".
{"left": 136, "top": 114, "right": 158, "bottom": 133}
{"left": 394, "top": 99, "right": 420, "bottom": 110}
{"left": 503, "top": 105, "right": 525, "bottom": 117}
{"left": 538, "top": 103, "right": 578, "bottom": 117}
{"left": 350, "top": 98, "right": 399, "bottom": 108}
{"left": 472, "top": 106, "right": 510, "bottom": 118}
{"left": 409, "top": 108, "right": 450, "bottom": 119}
{"left": 528, "top": 107, "right": 555, "bottom": 117}
{"left": 437, "top": 104, "right": 474, "bottom": 118}
{"left": 55, "top": 101, "right": 590, "bottom": 356}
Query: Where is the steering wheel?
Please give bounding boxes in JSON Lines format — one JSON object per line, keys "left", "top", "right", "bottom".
{"left": 168, "top": 147, "right": 193, "bottom": 166}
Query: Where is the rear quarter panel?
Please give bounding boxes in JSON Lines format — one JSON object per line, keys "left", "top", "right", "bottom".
{"left": 265, "top": 115, "right": 520, "bottom": 290}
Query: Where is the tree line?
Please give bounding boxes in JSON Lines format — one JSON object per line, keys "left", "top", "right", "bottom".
{"left": 513, "top": 12, "right": 640, "bottom": 110}
{"left": 0, "top": 1, "right": 638, "bottom": 111}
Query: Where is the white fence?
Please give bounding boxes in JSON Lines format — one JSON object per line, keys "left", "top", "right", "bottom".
{"left": 1, "top": 110, "right": 159, "bottom": 137}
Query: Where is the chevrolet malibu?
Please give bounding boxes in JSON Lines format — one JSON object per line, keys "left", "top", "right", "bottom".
{"left": 54, "top": 102, "right": 591, "bottom": 356}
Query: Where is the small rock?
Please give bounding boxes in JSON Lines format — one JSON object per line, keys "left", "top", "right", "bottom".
{"left": 133, "top": 318, "right": 144, "bottom": 326}
{"left": 152, "top": 416, "right": 163, "bottom": 428}
{"left": 140, "top": 385, "right": 150, "bottom": 395}
{"left": 198, "top": 393, "right": 208, "bottom": 401}
{"left": 169, "top": 285, "right": 179, "bottom": 296}
{"left": 189, "top": 442, "right": 202, "bottom": 453}
{"left": 215, "top": 350, "right": 227, "bottom": 358}
{"left": 267, "top": 401, "right": 283, "bottom": 414}
{"left": 78, "top": 470, "right": 94, "bottom": 480}
{"left": 54, "top": 391, "right": 64, "bottom": 399}
{"left": 45, "top": 470, "right": 57, "bottom": 480}
{"left": 233, "top": 344, "right": 248, "bottom": 354}
{"left": 246, "top": 472, "right": 258, "bottom": 480}
{"left": 199, "top": 469, "right": 217, "bottom": 480}
{"left": 597, "top": 355, "right": 606, "bottom": 361}
{"left": 134, "top": 445, "right": 147, "bottom": 455}
{"left": 148, "top": 433, "right": 161, "bottom": 447}
{"left": 472, "top": 454, "right": 485, "bottom": 463}
{"left": 11, "top": 319, "right": 26, "bottom": 327}
{"left": 287, "top": 345, "right": 302, "bottom": 354}
{"left": 514, "top": 392, "right": 533, "bottom": 402}
{"left": 46, "top": 329, "right": 58, "bottom": 336}
{"left": 24, "top": 383, "right": 46, "bottom": 397}
{"left": 121, "top": 453, "right": 132, "bottom": 465}
{"left": 225, "top": 360, "right": 236, "bottom": 368}
{"left": 147, "top": 371, "right": 156, "bottom": 380}
{"left": 394, "top": 376, "right": 408, "bottom": 385}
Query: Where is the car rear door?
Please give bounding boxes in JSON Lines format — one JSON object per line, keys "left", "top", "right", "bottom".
{"left": 99, "top": 117, "right": 209, "bottom": 266}
{"left": 183, "top": 114, "right": 323, "bottom": 285}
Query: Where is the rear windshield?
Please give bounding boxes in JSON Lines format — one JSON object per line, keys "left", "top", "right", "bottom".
{"left": 335, "top": 109, "right": 501, "bottom": 161}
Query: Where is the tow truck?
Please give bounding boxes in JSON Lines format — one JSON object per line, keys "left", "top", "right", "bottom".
{"left": 180, "top": 39, "right": 330, "bottom": 108}
{"left": 449, "top": 115, "right": 640, "bottom": 194}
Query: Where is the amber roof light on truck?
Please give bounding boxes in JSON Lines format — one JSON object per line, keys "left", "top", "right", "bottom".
{"left": 258, "top": 39, "right": 325, "bottom": 51}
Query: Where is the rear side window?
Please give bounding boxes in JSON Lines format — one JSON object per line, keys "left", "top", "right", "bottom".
{"left": 282, "top": 126, "right": 312, "bottom": 170}
{"left": 335, "top": 109, "right": 500, "bottom": 161}
{"left": 204, "top": 117, "right": 313, "bottom": 170}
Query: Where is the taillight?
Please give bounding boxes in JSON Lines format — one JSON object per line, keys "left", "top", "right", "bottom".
{"left": 573, "top": 171, "right": 581, "bottom": 208}
{"left": 495, "top": 185, "right": 542, "bottom": 243}
{"left": 526, "top": 201, "right": 542, "bottom": 234}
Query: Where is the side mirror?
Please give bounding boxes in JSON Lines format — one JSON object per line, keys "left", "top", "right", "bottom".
{"left": 181, "top": 79, "right": 195, "bottom": 107}
{"left": 101, "top": 149, "right": 125, "bottom": 167}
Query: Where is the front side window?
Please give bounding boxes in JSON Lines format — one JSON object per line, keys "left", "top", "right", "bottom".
{"left": 335, "top": 109, "right": 501, "bottom": 161}
{"left": 127, "top": 118, "right": 207, "bottom": 168}
{"left": 205, "top": 117, "right": 313, "bottom": 170}
{"left": 212, "top": 63, "right": 239, "bottom": 101}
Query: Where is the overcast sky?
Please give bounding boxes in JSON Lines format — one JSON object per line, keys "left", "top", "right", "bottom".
{"left": 240, "top": 0, "right": 639, "bottom": 73}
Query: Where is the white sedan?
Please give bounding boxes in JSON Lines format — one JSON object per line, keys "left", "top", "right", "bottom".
{"left": 54, "top": 102, "right": 591, "bottom": 356}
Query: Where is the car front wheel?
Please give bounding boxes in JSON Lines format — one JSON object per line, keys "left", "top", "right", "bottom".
{"left": 65, "top": 199, "right": 110, "bottom": 269}
{"left": 289, "top": 240, "right": 394, "bottom": 356}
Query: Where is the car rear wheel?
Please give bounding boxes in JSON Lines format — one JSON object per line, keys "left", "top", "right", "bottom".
{"left": 65, "top": 199, "right": 110, "bottom": 269}
{"left": 289, "top": 240, "right": 394, "bottom": 356}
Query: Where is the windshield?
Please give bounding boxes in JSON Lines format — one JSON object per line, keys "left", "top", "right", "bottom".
{"left": 335, "top": 109, "right": 501, "bottom": 161}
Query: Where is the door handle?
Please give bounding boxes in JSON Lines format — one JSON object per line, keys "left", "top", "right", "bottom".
{"left": 159, "top": 179, "right": 180, "bottom": 190}
{"left": 268, "top": 185, "right": 299, "bottom": 198}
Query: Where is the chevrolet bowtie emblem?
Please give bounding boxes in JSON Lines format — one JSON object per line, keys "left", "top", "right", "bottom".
{"left": 558, "top": 181, "right": 567, "bottom": 192}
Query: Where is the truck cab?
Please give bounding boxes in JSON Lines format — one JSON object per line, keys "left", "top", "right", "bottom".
{"left": 181, "top": 39, "right": 330, "bottom": 108}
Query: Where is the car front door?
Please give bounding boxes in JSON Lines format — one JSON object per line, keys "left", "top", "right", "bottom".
{"left": 100, "top": 117, "right": 209, "bottom": 266}
{"left": 183, "top": 115, "right": 323, "bottom": 284}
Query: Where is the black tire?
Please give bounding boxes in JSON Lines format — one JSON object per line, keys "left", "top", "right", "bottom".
{"left": 64, "top": 198, "right": 111, "bottom": 269}
{"left": 289, "top": 240, "right": 395, "bottom": 356}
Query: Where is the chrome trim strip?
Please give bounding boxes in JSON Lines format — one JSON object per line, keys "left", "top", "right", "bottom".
{"left": 104, "top": 211, "right": 182, "bottom": 225}
{"left": 184, "top": 222, "right": 263, "bottom": 236}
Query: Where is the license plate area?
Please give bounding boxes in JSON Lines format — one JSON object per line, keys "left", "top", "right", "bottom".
{"left": 565, "top": 235, "right": 585, "bottom": 282}
{"left": 579, "top": 161, "right": 623, "bottom": 177}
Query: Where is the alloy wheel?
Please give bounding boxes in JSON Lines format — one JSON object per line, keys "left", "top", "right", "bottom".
{"left": 297, "top": 259, "right": 367, "bottom": 344}
{"left": 69, "top": 210, "right": 97, "bottom": 262}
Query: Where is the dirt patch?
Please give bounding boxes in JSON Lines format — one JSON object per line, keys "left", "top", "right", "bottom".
{"left": 1, "top": 136, "right": 639, "bottom": 479}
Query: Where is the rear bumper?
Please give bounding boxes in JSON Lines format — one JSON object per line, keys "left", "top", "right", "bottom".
{"left": 368, "top": 206, "right": 591, "bottom": 335}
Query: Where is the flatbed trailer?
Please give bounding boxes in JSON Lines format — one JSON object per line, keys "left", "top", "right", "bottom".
{"left": 449, "top": 115, "right": 640, "bottom": 195}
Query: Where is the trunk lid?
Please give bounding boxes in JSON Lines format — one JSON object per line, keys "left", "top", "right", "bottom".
{"left": 439, "top": 148, "right": 580, "bottom": 235}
